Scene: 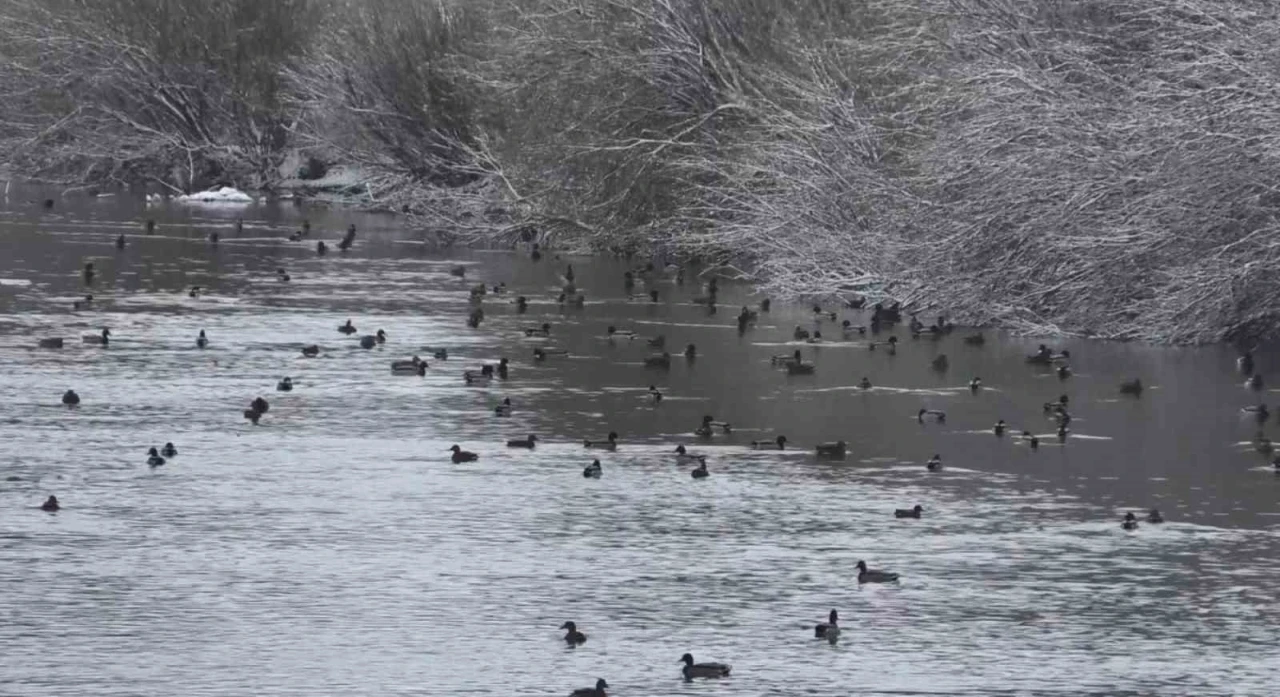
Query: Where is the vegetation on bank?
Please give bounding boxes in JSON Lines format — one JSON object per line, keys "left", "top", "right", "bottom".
{"left": 2, "top": 0, "right": 1279, "bottom": 344}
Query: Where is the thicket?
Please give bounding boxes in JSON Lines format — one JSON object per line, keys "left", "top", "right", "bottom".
{"left": 3, "top": 0, "right": 1279, "bottom": 343}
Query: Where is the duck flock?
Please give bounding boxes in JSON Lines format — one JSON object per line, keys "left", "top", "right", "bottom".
{"left": 26, "top": 213, "right": 1279, "bottom": 695}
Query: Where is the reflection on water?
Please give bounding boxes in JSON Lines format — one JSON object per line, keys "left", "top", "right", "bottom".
{"left": 1, "top": 189, "right": 1279, "bottom": 695}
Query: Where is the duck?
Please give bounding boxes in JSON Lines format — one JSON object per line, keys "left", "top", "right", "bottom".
{"left": 963, "top": 332, "right": 985, "bottom": 346}
{"left": 243, "top": 398, "right": 268, "bottom": 424}
{"left": 644, "top": 352, "right": 672, "bottom": 369}
{"left": 1043, "top": 395, "right": 1069, "bottom": 412}
{"left": 814, "top": 609, "right": 840, "bottom": 640}
{"left": 931, "top": 354, "right": 949, "bottom": 371}
{"left": 83, "top": 328, "right": 110, "bottom": 345}
{"left": 432, "top": 348, "right": 449, "bottom": 360}
{"left": 1122, "top": 512, "right": 1139, "bottom": 531}
{"left": 1146, "top": 509, "right": 1164, "bottom": 524}
{"left": 815, "top": 440, "right": 847, "bottom": 458}
{"left": 115, "top": 234, "right": 126, "bottom": 250}
{"left": 188, "top": 286, "right": 202, "bottom": 298}
{"left": 524, "top": 323, "right": 552, "bottom": 337}
{"left": 1119, "top": 378, "right": 1143, "bottom": 395}
{"left": 38, "top": 337, "right": 64, "bottom": 349}
{"left": 994, "top": 419, "right": 1006, "bottom": 436}
{"left": 751, "top": 435, "right": 788, "bottom": 450}
{"left": 649, "top": 385, "right": 663, "bottom": 403}
{"left": 83, "top": 262, "right": 95, "bottom": 283}
{"left": 1242, "top": 403, "right": 1269, "bottom": 422}
{"left": 451, "top": 266, "right": 467, "bottom": 278}
{"left": 41, "top": 495, "right": 60, "bottom": 512}
{"left": 61, "top": 390, "right": 80, "bottom": 406}
{"left": 858, "top": 377, "right": 873, "bottom": 390}
{"left": 841, "top": 320, "right": 867, "bottom": 337}
{"left": 564, "top": 264, "right": 575, "bottom": 283}
{"left": 145, "top": 219, "right": 156, "bottom": 234}
{"left": 1027, "top": 345, "right": 1054, "bottom": 364}
{"left": 584, "top": 432, "right": 619, "bottom": 451}
{"left": 467, "top": 309, "right": 484, "bottom": 328}
{"left": 583, "top": 459, "right": 603, "bottom": 478}
{"left": 737, "top": 307, "right": 758, "bottom": 329}
{"left": 917, "top": 408, "right": 946, "bottom": 423}
{"left": 533, "top": 347, "right": 569, "bottom": 361}
{"left": 464, "top": 370, "right": 492, "bottom": 386}
{"left": 895, "top": 504, "right": 923, "bottom": 519}
{"left": 1027, "top": 433, "right": 1040, "bottom": 450}
{"left": 391, "top": 357, "right": 425, "bottom": 374}
{"left": 647, "top": 334, "right": 666, "bottom": 349}
{"left": 1248, "top": 374, "right": 1264, "bottom": 390}
{"left": 787, "top": 360, "right": 815, "bottom": 375}
{"left": 1057, "top": 364, "right": 1071, "bottom": 380}
{"left": 301, "top": 345, "right": 320, "bottom": 358}
{"left": 357, "top": 329, "right": 386, "bottom": 350}
{"left": 805, "top": 330, "right": 824, "bottom": 344}
{"left": 560, "top": 621, "right": 587, "bottom": 645}
{"left": 338, "top": 320, "right": 357, "bottom": 335}
{"left": 73, "top": 294, "right": 94, "bottom": 310}
{"left": 494, "top": 398, "right": 514, "bottom": 416}
{"left": 208, "top": 230, "right": 219, "bottom": 245}
{"left": 196, "top": 330, "right": 208, "bottom": 349}
{"left": 632, "top": 289, "right": 661, "bottom": 303}
{"left": 679, "top": 653, "right": 731, "bottom": 680}
{"left": 449, "top": 445, "right": 479, "bottom": 463}
{"left": 606, "top": 325, "right": 637, "bottom": 340}
{"left": 337, "top": 224, "right": 356, "bottom": 251}
{"left": 674, "top": 445, "right": 706, "bottom": 465}
{"left": 969, "top": 377, "right": 982, "bottom": 392}
{"left": 507, "top": 434, "right": 538, "bottom": 449}
{"left": 771, "top": 349, "right": 803, "bottom": 366}
{"left": 694, "top": 415, "right": 732, "bottom": 437}
{"left": 316, "top": 241, "right": 327, "bottom": 255}
{"left": 276, "top": 267, "right": 291, "bottom": 282}
{"left": 161, "top": 442, "right": 178, "bottom": 458}
{"left": 1239, "top": 351, "right": 1255, "bottom": 375}
{"left": 514, "top": 296, "right": 529, "bottom": 313}
{"left": 1057, "top": 425, "right": 1070, "bottom": 442}
{"left": 856, "top": 560, "right": 899, "bottom": 583}
{"left": 926, "top": 454, "right": 943, "bottom": 471}
{"left": 146, "top": 447, "right": 166, "bottom": 467}
{"left": 793, "top": 326, "right": 811, "bottom": 341}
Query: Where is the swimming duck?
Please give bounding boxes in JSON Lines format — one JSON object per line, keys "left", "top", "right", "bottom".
{"left": 432, "top": 348, "right": 449, "bottom": 360}
{"left": 338, "top": 320, "right": 357, "bottom": 335}
{"left": 524, "top": 323, "right": 552, "bottom": 337}
{"left": 694, "top": 415, "right": 732, "bottom": 437}
{"left": 815, "top": 440, "right": 847, "bottom": 458}
{"left": 895, "top": 504, "right": 923, "bottom": 519}
{"left": 39, "top": 338, "right": 64, "bottom": 349}
{"left": 1119, "top": 378, "right": 1144, "bottom": 396}
{"left": 188, "top": 286, "right": 202, "bottom": 298}
{"left": 856, "top": 560, "right": 899, "bottom": 583}
{"left": 564, "top": 264, "right": 575, "bottom": 283}
{"left": 858, "top": 377, "right": 873, "bottom": 390}
{"left": 649, "top": 385, "right": 663, "bottom": 403}
{"left": 73, "top": 294, "right": 94, "bottom": 310}
{"left": 679, "top": 653, "right": 731, "bottom": 680}
{"left": 805, "top": 330, "right": 824, "bottom": 344}
{"left": 515, "top": 296, "right": 528, "bottom": 313}
{"left": 1057, "top": 365, "right": 1071, "bottom": 380}
{"left": 316, "top": 241, "right": 327, "bottom": 255}
{"left": 691, "top": 460, "right": 709, "bottom": 478}
{"left": 115, "top": 234, "right": 126, "bottom": 250}
{"left": 145, "top": 219, "right": 156, "bottom": 234}
{"left": 276, "top": 267, "right": 291, "bottom": 282}
{"left": 1028, "top": 434, "right": 1040, "bottom": 450}
{"left": 814, "top": 609, "right": 840, "bottom": 640}
{"left": 391, "top": 356, "right": 424, "bottom": 373}
{"left": 276, "top": 376, "right": 295, "bottom": 391}
{"left": 560, "top": 621, "right": 587, "bottom": 645}
{"left": 793, "top": 326, "right": 811, "bottom": 341}
{"left": 357, "top": 329, "right": 386, "bottom": 350}
{"left": 463, "top": 370, "right": 492, "bottom": 386}
{"left": 969, "top": 377, "right": 982, "bottom": 392}
{"left": 1242, "top": 403, "right": 1269, "bottom": 422}
{"left": 772, "top": 349, "right": 803, "bottom": 366}
{"left": 917, "top": 408, "right": 946, "bottom": 423}
{"left": 760, "top": 298, "right": 771, "bottom": 312}
{"left": 684, "top": 342, "right": 698, "bottom": 357}
{"left": 61, "top": 390, "right": 80, "bottom": 406}
{"left": 161, "top": 442, "right": 178, "bottom": 458}
{"left": 787, "top": 360, "right": 815, "bottom": 375}
{"left": 301, "top": 345, "right": 320, "bottom": 358}
{"left": 507, "top": 434, "right": 538, "bottom": 449}
{"left": 963, "top": 332, "right": 985, "bottom": 346}
{"left": 146, "top": 447, "right": 166, "bottom": 467}
{"left": 1239, "top": 351, "right": 1255, "bottom": 375}
{"left": 1122, "top": 512, "right": 1139, "bottom": 531}
{"left": 83, "top": 328, "right": 110, "bottom": 345}
{"left": 926, "top": 454, "right": 943, "bottom": 471}
{"left": 532, "top": 347, "right": 569, "bottom": 361}
{"left": 994, "top": 419, "right": 1006, "bottom": 436}
{"left": 196, "top": 330, "right": 208, "bottom": 349}
{"left": 83, "top": 262, "right": 95, "bottom": 283}
{"left": 751, "top": 435, "right": 788, "bottom": 450}
{"left": 674, "top": 445, "right": 706, "bottom": 465}
{"left": 737, "top": 307, "right": 757, "bottom": 329}
{"left": 1248, "top": 374, "right": 1264, "bottom": 390}
{"left": 208, "top": 230, "right": 219, "bottom": 245}
{"left": 584, "top": 432, "right": 619, "bottom": 451}
{"left": 466, "top": 309, "right": 484, "bottom": 328}
{"left": 647, "top": 334, "right": 666, "bottom": 348}
{"left": 1027, "top": 345, "right": 1054, "bottom": 364}
{"left": 931, "top": 354, "right": 949, "bottom": 371}
{"left": 607, "top": 325, "right": 637, "bottom": 340}
{"left": 644, "top": 352, "right": 672, "bottom": 369}
{"left": 337, "top": 224, "right": 356, "bottom": 251}
{"left": 583, "top": 459, "right": 603, "bottom": 478}
{"left": 1043, "top": 395, "right": 1069, "bottom": 412}
{"left": 449, "top": 445, "right": 478, "bottom": 463}
{"left": 494, "top": 398, "right": 514, "bottom": 416}
{"left": 251, "top": 396, "right": 269, "bottom": 414}
{"left": 1146, "top": 509, "right": 1164, "bottom": 524}
{"left": 41, "top": 495, "right": 60, "bottom": 512}
{"left": 841, "top": 320, "right": 867, "bottom": 337}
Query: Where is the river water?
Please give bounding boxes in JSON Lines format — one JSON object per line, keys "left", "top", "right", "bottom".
{"left": 1, "top": 187, "right": 1278, "bottom": 696}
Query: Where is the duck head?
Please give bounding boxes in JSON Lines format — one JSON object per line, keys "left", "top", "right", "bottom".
{"left": 829, "top": 609, "right": 839, "bottom": 624}
{"left": 148, "top": 447, "right": 159, "bottom": 456}
{"left": 559, "top": 621, "right": 577, "bottom": 631}
{"left": 541, "top": 323, "right": 551, "bottom": 332}
{"left": 1124, "top": 512, "right": 1136, "bottom": 521}
{"left": 649, "top": 290, "right": 659, "bottom": 301}
{"left": 679, "top": 653, "right": 695, "bottom": 666}
{"left": 526, "top": 435, "right": 538, "bottom": 443}
{"left": 913, "top": 505, "right": 923, "bottom": 514}
{"left": 607, "top": 431, "right": 618, "bottom": 442}
{"left": 376, "top": 329, "right": 387, "bottom": 341}
{"left": 448, "top": 445, "right": 462, "bottom": 453}
{"left": 855, "top": 560, "right": 868, "bottom": 572}
{"left": 675, "top": 445, "right": 687, "bottom": 454}
{"left": 776, "top": 435, "right": 788, "bottom": 447}
{"left": 684, "top": 344, "right": 696, "bottom": 357}
{"left": 606, "top": 325, "right": 617, "bottom": 335}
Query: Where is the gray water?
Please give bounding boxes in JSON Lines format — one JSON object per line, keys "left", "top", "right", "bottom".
{"left": 1, "top": 188, "right": 1279, "bottom": 696}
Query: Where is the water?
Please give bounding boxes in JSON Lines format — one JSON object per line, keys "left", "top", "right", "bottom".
{"left": 1, "top": 188, "right": 1279, "bottom": 696}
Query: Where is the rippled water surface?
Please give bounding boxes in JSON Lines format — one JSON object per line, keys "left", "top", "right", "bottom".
{"left": 2, "top": 189, "right": 1279, "bottom": 696}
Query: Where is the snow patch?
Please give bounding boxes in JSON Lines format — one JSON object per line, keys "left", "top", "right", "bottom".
{"left": 175, "top": 187, "right": 255, "bottom": 205}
